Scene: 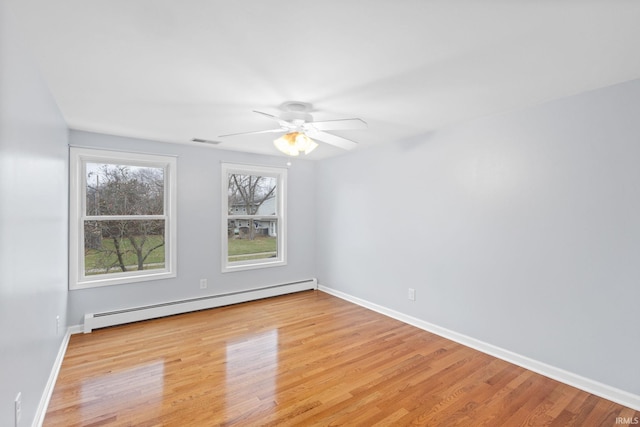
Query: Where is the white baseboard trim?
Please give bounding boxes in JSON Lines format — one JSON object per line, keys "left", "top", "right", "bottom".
{"left": 32, "top": 327, "right": 74, "bottom": 427}
{"left": 68, "top": 324, "right": 84, "bottom": 335}
{"left": 318, "top": 285, "right": 640, "bottom": 411}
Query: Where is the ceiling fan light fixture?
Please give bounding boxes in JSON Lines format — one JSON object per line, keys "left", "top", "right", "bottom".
{"left": 274, "top": 132, "right": 318, "bottom": 156}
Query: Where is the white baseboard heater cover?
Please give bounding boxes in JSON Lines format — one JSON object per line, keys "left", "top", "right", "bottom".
{"left": 83, "top": 278, "right": 317, "bottom": 333}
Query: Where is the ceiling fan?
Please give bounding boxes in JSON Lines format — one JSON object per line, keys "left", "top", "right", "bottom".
{"left": 219, "top": 102, "right": 367, "bottom": 156}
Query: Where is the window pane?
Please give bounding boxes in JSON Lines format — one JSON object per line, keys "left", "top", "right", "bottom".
{"left": 227, "top": 219, "right": 278, "bottom": 262}
{"left": 227, "top": 174, "right": 277, "bottom": 216}
{"left": 84, "top": 219, "right": 165, "bottom": 275}
{"left": 86, "top": 163, "right": 164, "bottom": 216}
{"left": 221, "top": 163, "right": 285, "bottom": 273}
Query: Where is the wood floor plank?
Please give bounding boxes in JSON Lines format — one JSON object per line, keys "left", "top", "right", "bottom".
{"left": 44, "top": 290, "right": 639, "bottom": 426}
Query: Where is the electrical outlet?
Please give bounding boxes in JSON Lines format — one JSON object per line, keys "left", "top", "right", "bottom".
{"left": 56, "top": 315, "right": 60, "bottom": 334}
{"left": 15, "top": 392, "right": 21, "bottom": 426}
{"left": 408, "top": 288, "right": 416, "bottom": 301}
{"left": 199, "top": 279, "right": 207, "bottom": 289}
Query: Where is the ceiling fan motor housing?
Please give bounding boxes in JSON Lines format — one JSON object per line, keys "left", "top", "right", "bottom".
{"left": 279, "top": 111, "right": 313, "bottom": 126}
{"left": 281, "top": 101, "right": 312, "bottom": 112}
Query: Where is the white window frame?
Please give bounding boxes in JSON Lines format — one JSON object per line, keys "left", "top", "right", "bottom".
{"left": 69, "top": 147, "right": 177, "bottom": 289}
{"left": 222, "top": 163, "right": 287, "bottom": 273}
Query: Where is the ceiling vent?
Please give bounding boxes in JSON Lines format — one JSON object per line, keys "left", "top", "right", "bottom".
{"left": 191, "top": 138, "right": 221, "bottom": 145}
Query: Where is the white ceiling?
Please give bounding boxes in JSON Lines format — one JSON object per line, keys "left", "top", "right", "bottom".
{"left": 9, "top": 0, "right": 640, "bottom": 159}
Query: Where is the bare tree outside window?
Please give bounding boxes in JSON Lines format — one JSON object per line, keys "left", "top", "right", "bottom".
{"left": 84, "top": 163, "right": 166, "bottom": 275}
{"left": 227, "top": 173, "right": 278, "bottom": 262}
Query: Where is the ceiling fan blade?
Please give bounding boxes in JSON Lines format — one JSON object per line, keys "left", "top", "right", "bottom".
{"left": 253, "top": 110, "right": 281, "bottom": 121}
{"left": 310, "top": 131, "right": 358, "bottom": 150}
{"left": 253, "top": 109, "right": 295, "bottom": 129}
{"left": 308, "top": 118, "right": 368, "bottom": 131}
{"left": 219, "top": 128, "right": 283, "bottom": 138}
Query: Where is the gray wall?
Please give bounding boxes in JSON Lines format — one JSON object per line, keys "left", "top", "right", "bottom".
{"left": 0, "top": 2, "right": 69, "bottom": 426}
{"left": 316, "top": 78, "right": 640, "bottom": 396}
{"left": 67, "top": 130, "right": 316, "bottom": 324}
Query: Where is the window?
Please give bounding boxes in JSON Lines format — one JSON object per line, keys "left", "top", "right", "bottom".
{"left": 222, "top": 163, "right": 287, "bottom": 272}
{"left": 70, "top": 147, "right": 177, "bottom": 289}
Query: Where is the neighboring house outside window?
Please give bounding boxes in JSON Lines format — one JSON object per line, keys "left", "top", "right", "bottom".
{"left": 222, "top": 163, "right": 287, "bottom": 272}
{"left": 229, "top": 196, "right": 277, "bottom": 237}
{"left": 69, "top": 147, "right": 177, "bottom": 289}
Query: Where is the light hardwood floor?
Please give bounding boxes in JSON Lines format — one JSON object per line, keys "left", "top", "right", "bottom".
{"left": 45, "top": 290, "right": 638, "bottom": 426}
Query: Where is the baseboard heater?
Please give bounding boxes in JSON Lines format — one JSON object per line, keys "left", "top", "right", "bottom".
{"left": 83, "top": 278, "right": 317, "bottom": 333}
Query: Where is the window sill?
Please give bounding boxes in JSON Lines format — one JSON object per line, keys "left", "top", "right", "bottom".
{"left": 222, "top": 259, "right": 287, "bottom": 274}
{"left": 70, "top": 270, "right": 176, "bottom": 290}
